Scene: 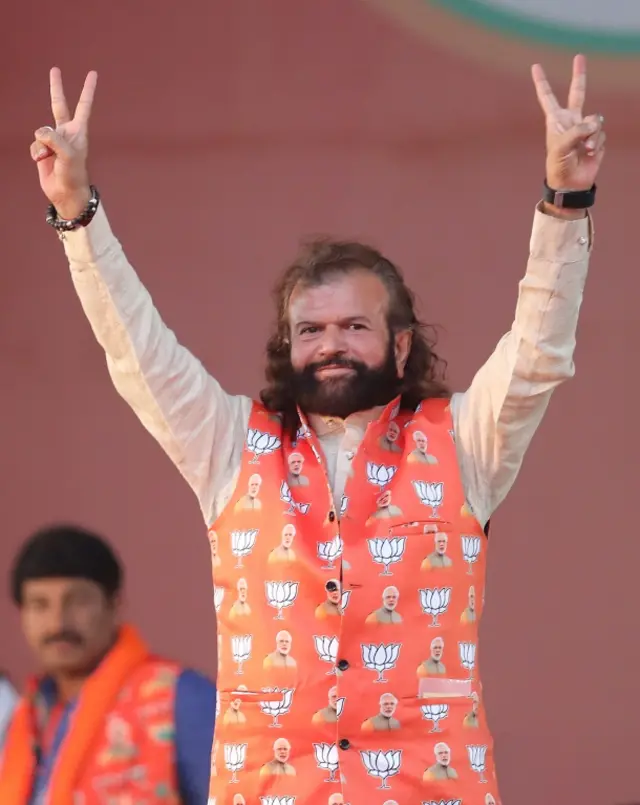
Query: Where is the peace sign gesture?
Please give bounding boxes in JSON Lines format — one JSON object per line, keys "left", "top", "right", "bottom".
{"left": 30, "top": 67, "right": 98, "bottom": 220}
{"left": 532, "top": 54, "right": 605, "bottom": 193}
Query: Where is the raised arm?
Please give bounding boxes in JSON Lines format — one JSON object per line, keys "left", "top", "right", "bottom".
{"left": 452, "top": 55, "right": 606, "bottom": 527}
{"left": 30, "top": 68, "right": 250, "bottom": 522}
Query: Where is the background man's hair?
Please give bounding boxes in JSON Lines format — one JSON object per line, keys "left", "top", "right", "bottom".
{"left": 10, "top": 524, "right": 123, "bottom": 605}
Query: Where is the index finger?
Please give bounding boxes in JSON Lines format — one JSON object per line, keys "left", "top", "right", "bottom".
{"left": 50, "top": 67, "right": 71, "bottom": 126}
{"left": 567, "top": 53, "right": 587, "bottom": 113}
{"left": 73, "top": 71, "right": 98, "bottom": 126}
{"left": 531, "top": 63, "right": 561, "bottom": 117}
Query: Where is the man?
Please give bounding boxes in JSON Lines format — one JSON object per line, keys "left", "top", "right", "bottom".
{"left": 421, "top": 530, "right": 453, "bottom": 570}
{"left": 315, "top": 579, "right": 343, "bottom": 618}
{"left": 267, "top": 523, "right": 297, "bottom": 564}
{"left": 29, "top": 54, "right": 604, "bottom": 802}
{"left": 259, "top": 738, "right": 296, "bottom": 777}
{"left": 361, "top": 693, "right": 401, "bottom": 731}
{"left": 228, "top": 577, "right": 251, "bottom": 620}
{"left": 423, "top": 741, "right": 459, "bottom": 782}
{"left": 418, "top": 636, "right": 447, "bottom": 677}
{"left": 0, "top": 525, "right": 216, "bottom": 804}
{"left": 312, "top": 685, "right": 339, "bottom": 724}
{"left": 365, "top": 585, "right": 403, "bottom": 624}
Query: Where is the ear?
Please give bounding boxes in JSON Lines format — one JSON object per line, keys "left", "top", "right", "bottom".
{"left": 394, "top": 329, "right": 413, "bottom": 378}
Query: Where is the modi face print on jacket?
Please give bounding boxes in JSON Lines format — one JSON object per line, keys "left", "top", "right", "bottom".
{"left": 259, "top": 737, "right": 296, "bottom": 777}
{"left": 365, "top": 586, "right": 402, "bottom": 625}
{"left": 421, "top": 531, "right": 453, "bottom": 570}
{"left": 407, "top": 430, "right": 438, "bottom": 465}
{"left": 268, "top": 524, "right": 297, "bottom": 564}
{"left": 315, "top": 579, "right": 342, "bottom": 619}
{"left": 361, "top": 693, "right": 401, "bottom": 732}
{"left": 234, "top": 473, "right": 263, "bottom": 512}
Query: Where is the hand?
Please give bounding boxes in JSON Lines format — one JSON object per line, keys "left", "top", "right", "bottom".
{"left": 30, "top": 67, "right": 98, "bottom": 220}
{"left": 532, "top": 54, "right": 605, "bottom": 194}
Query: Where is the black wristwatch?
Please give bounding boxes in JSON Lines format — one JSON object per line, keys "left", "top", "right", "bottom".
{"left": 542, "top": 180, "right": 596, "bottom": 209}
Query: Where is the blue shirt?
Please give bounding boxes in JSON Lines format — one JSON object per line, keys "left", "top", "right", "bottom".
{"left": 29, "top": 669, "right": 216, "bottom": 805}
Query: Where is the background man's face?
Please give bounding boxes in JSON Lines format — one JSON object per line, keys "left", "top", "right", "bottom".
{"left": 20, "top": 577, "right": 119, "bottom": 676}
{"left": 237, "top": 580, "right": 248, "bottom": 602}
{"left": 431, "top": 639, "right": 444, "bottom": 660}
{"left": 277, "top": 633, "right": 292, "bottom": 654}
{"left": 287, "top": 271, "right": 411, "bottom": 418}
{"left": 248, "top": 477, "right": 261, "bottom": 497}
{"left": 380, "top": 695, "right": 396, "bottom": 716}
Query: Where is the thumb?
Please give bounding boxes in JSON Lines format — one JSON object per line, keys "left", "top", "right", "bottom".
{"left": 33, "top": 127, "right": 73, "bottom": 161}
{"left": 557, "top": 115, "right": 601, "bottom": 154}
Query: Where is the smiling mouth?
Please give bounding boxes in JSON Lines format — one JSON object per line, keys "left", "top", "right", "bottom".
{"left": 315, "top": 366, "right": 354, "bottom": 377}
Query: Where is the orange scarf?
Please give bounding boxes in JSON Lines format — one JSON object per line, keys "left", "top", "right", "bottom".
{"left": 0, "top": 624, "right": 149, "bottom": 805}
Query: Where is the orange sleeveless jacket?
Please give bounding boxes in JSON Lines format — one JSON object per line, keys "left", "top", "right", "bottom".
{"left": 208, "top": 396, "right": 501, "bottom": 804}
{"left": 0, "top": 625, "right": 181, "bottom": 805}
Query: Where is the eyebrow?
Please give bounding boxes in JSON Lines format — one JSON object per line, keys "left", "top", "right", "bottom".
{"left": 294, "top": 316, "right": 371, "bottom": 329}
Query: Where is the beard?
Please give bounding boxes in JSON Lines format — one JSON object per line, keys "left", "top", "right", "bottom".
{"left": 292, "top": 340, "right": 401, "bottom": 419}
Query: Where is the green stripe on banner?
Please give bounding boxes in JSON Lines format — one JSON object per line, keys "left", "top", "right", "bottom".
{"left": 425, "top": 0, "right": 640, "bottom": 53}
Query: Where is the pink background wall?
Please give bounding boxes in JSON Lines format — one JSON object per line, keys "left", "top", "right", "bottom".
{"left": 2, "top": 2, "right": 639, "bottom": 803}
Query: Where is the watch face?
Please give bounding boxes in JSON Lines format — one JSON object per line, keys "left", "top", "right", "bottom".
{"left": 430, "top": 0, "right": 640, "bottom": 53}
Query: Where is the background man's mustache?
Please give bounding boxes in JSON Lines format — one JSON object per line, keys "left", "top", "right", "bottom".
{"left": 43, "top": 631, "right": 83, "bottom": 646}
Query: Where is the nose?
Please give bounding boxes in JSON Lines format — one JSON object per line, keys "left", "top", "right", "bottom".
{"left": 317, "top": 325, "right": 347, "bottom": 358}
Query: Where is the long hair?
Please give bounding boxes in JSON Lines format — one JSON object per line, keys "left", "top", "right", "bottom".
{"left": 260, "top": 237, "right": 450, "bottom": 431}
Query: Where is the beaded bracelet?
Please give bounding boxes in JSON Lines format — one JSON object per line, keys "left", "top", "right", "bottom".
{"left": 45, "top": 185, "right": 101, "bottom": 238}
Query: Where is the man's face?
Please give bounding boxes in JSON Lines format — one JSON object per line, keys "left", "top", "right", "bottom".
{"left": 380, "top": 695, "right": 396, "bottom": 716}
{"left": 248, "top": 477, "right": 261, "bottom": 498}
{"left": 282, "top": 525, "right": 295, "bottom": 548}
{"left": 386, "top": 422, "right": 400, "bottom": 442}
{"left": 414, "top": 432, "right": 427, "bottom": 453}
{"left": 436, "top": 745, "right": 450, "bottom": 765}
{"left": 20, "top": 577, "right": 119, "bottom": 677}
{"left": 274, "top": 740, "right": 290, "bottom": 762}
{"left": 287, "top": 271, "right": 411, "bottom": 419}
{"left": 383, "top": 589, "right": 398, "bottom": 610}
{"left": 329, "top": 687, "right": 338, "bottom": 708}
{"left": 431, "top": 640, "right": 443, "bottom": 660}
{"left": 435, "top": 534, "right": 447, "bottom": 555}
{"left": 326, "top": 581, "right": 341, "bottom": 604}
{"left": 377, "top": 490, "right": 392, "bottom": 509}
{"left": 288, "top": 454, "right": 304, "bottom": 475}
{"left": 209, "top": 530, "right": 218, "bottom": 556}
{"left": 237, "top": 581, "right": 248, "bottom": 602}
{"left": 277, "top": 633, "right": 291, "bottom": 654}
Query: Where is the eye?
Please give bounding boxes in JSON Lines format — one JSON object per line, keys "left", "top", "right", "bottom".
{"left": 299, "top": 326, "right": 319, "bottom": 335}
{"left": 348, "top": 323, "right": 367, "bottom": 331}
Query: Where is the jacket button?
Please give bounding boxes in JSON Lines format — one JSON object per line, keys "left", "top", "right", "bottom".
{"left": 339, "top": 738, "right": 350, "bottom": 750}
{"left": 337, "top": 659, "right": 349, "bottom": 671}
{"left": 328, "top": 511, "right": 336, "bottom": 522}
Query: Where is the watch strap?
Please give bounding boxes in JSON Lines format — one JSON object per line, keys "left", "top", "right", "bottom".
{"left": 542, "top": 180, "right": 596, "bottom": 209}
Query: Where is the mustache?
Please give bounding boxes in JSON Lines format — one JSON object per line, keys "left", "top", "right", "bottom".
{"left": 305, "top": 355, "right": 363, "bottom": 373}
{"left": 42, "top": 630, "right": 84, "bottom": 647}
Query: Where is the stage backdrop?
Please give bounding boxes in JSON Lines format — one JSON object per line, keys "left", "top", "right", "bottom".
{"left": 1, "top": 2, "right": 638, "bottom": 803}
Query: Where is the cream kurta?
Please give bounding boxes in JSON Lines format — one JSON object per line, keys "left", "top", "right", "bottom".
{"left": 60, "top": 204, "right": 592, "bottom": 528}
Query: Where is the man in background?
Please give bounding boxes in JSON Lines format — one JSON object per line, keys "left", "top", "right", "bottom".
{"left": 0, "top": 525, "right": 216, "bottom": 804}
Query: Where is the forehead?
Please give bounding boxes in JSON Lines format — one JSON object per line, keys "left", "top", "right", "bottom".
{"left": 288, "top": 270, "right": 389, "bottom": 325}
{"left": 22, "top": 577, "right": 102, "bottom": 601}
